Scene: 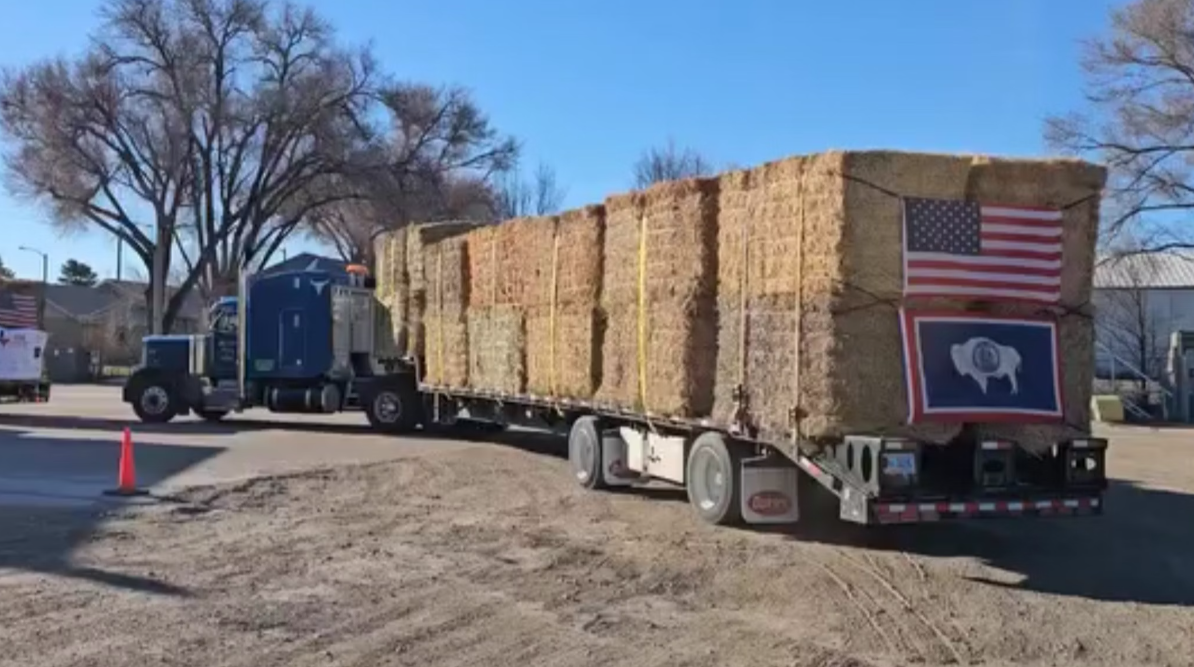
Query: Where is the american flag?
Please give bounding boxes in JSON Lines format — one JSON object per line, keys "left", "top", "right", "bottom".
{"left": 0, "top": 291, "right": 39, "bottom": 329}
{"left": 902, "top": 197, "right": 1063, "bottom": 303}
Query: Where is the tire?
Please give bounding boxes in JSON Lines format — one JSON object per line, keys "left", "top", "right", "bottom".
{"left": 196, "top": 409, "right": 229, "bottom": 423}
{"left": 685, "top": 431, "right": 744, "bottom": 526}
{"left": 363, "top": 376, "right": 421, "bottom": 434}
{"left": 568, "top": 416, "right": 608, "bottom": 491}
{"left": 130, "top": 378, "right": 178, "bottom": 424}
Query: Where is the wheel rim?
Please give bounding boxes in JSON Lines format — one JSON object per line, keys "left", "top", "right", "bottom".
{"left": 570, "top": 427, "right": 596, "bottom": 483}
{"left": 374, "top": 392, "right": 402, "bottom": 424}
{"left": 689, "top": 448, "right": 726, "bottom": 512}
{"left": 140, "top": 386, "right": 169, "bottom": 416}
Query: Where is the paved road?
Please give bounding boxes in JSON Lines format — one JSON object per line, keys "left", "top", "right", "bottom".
{"left": 0, "top": 385, "right": 457, "bottom": 507}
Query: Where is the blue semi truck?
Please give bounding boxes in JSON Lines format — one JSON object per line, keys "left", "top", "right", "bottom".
{"left": 122, "top": 266, "right": 422, "bottom": 431}
{"left": 122, "top": 264, "right": 1108, "bottom": 528}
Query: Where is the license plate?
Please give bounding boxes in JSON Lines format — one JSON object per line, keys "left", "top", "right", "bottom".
{"left": 883, "top": 452, "right": 916, "bottom": 476}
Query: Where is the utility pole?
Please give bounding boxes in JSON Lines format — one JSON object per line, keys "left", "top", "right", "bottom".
{"left": 151, "top": 227, "right": 165, "bottom": 335}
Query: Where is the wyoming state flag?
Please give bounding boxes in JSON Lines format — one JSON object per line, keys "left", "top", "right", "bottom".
{"left": 899, "top": 310, "right": 1064, "bottom": 423}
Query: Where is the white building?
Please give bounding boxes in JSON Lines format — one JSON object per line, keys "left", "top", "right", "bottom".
{"left": 1091, "top": 251, "right": 1194, "bottom": 384}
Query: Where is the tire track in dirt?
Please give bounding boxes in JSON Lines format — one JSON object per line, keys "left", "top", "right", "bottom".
{"left": 833, "top": 549, "right": 971, "bottom": 665}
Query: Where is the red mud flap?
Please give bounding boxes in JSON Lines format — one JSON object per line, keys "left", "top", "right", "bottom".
{"left": 740, "top": 456, "right": 800, "bottom": 525}
{"left": 873, "top": 497, "right": 1102, "bottom": 524}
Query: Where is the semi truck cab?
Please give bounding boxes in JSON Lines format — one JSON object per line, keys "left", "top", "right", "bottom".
{"left": 122, "top": 266, "right": 421, "bottom": 429}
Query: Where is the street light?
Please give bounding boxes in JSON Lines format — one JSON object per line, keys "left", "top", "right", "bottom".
{"left": 18, "top": 245, "right": 48, "bottom": 327}
{"left": 18, "top": 246, "right": 47, "bottom": 286}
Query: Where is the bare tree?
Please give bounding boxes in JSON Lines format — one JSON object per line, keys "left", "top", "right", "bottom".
{"left": 493, "top": 162, "right": 566, "bottom": 219}
{"left": 632, "top": 138, "right": 713, "bottom": 188}
{"left": 1045, "top": 0, "right": 1194, "bottom": 254}
{"left": 0, "top": 0, "right": 377, "bottom": 332}
{"left": 306, "top": 83, "right": 519, "bottom": 263}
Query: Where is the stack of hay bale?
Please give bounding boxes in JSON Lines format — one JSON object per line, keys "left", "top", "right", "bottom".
{"left": 712, "top": 151, "right": 1104, "bottom": 451}
{"left": 524, "top": 206, "right": 604, "bottom": 399}
{"left": 466, "top": 218, "right": 537, "bottom": 394}
{"left": 594, "top": 180, "right": 719, "bottom": 417}
{"left": 389, "top": 149, "right": 1105, "bottom": 453}
{"left": 422, "top": 234, "right": 470, "bottom": 386}
{"left": 371, "top": 220, "right": 482, "bottom": 382}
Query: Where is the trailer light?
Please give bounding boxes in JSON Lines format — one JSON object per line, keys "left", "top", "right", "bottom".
{"left": 1064, "top": 449, "right": 1105, "bottom": 486}
{"left": 879, "top": 450, "right": 919, "bottom": 490}
{"left": 973, "top": 440, "right": 1016, "bottom": 489}
{"left": 1053, "top": 438, "right": 1107, "bottom": 489}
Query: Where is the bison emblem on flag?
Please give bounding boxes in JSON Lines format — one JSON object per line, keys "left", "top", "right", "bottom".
{"left": 950, "top": 337, "right": 1022, "bottom": 395}
{"left": 899, "top": 310, "right": 1063, "bottom": 423}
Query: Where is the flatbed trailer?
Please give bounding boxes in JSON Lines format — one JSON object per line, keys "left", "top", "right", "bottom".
{"left": 362, "top": 359, "right": 1107, "bottom": 529}
{"left": 121, "top": 263, "right": 1107, "bottom": 529}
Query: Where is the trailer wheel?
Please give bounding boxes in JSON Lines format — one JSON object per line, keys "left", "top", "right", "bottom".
{"left": 363, "top": 376, "right": 420, "bottom": 434}
{"left": 686, "top": 432, "right": 744, "bottom": 526}
{"left": 568, "top": 416, "right": 608, "bottom": 490}
{"left": 130, "top": 379, "right": 178, "bottom": 424}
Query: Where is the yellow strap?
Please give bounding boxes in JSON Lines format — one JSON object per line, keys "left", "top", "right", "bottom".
{"left": 792, "top": 163, "right": 808, "bottom": 442}
{"left": 637, "top": 212, "right": 649, "bottom": 412}
{"left": 738, "top": 194, "right": 749, "bottom": 390}
{"left": 436, "top": 246, "right": 444, "bottom": 384}
{"left": 549, "top": 224, "right": 560, "bottom": 397}
{"left": 490, "top": 232, "right": 498, "bottom": 306}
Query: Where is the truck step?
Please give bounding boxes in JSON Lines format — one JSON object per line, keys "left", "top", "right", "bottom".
{"left": 202, "top": 387, "right": 241, "bottom": 411}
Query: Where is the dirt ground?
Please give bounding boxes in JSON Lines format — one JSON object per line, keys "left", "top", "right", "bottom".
{"left": 1, "top": 426, "right": 1193, "bottom": 667}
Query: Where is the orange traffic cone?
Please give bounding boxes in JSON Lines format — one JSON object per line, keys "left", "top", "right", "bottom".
{"left": 104, "top": 428, "right": 149, "bottom": 497}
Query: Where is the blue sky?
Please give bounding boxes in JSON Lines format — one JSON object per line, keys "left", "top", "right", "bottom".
{"left": 0, "top": 0, "right": 1120, "bottom": 282}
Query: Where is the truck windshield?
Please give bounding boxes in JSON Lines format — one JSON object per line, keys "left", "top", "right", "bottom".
{"left": 212, "top": 308, "right": 237, "bottom": 335}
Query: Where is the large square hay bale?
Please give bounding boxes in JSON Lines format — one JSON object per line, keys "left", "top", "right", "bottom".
{"left": 422, "top": 235, "right": 470, "bottom": 387}
{"left": 713, "top": 150, "right": 1106, "bottom": 451}
{"left": 595, "top": 179, "right": 718, "bottom": 417}
{"left": 467, "top": 305, "right": 526, "bottom": 394}
{"left": 523, "top": 205, "right": 605, "bottom": 398}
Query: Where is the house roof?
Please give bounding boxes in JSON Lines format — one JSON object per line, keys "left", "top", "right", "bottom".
{"left": 44, "top": 284, "right": 122, "bottom": 318}
{"left": 1093, "top": 251, "right": 1194, "bottom": 289}
{"left": 44, "top": 280, "right": 205, "bottom": 321}
{"left": 261, "top": 252, "right": 349, "bottom": 277}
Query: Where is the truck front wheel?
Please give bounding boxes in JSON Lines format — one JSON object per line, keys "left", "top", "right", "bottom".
{"left": 130, "top": 379, "right": 178, "bottom": 424}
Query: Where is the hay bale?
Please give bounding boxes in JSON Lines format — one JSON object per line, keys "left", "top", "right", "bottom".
{"left": 467, "top": 305, "right": 526, "bottom": 393}
{"left": 523, "top": 205, "right": 605, "bottom": 398}
{"left": 712, "top": 150, "right": 1106, "bottom": 452}
{"left": 595, "top": 179, "right": 718, "bottom": 417}
{"left": 421, "top": 236, "right": 470, "bottom": 387}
